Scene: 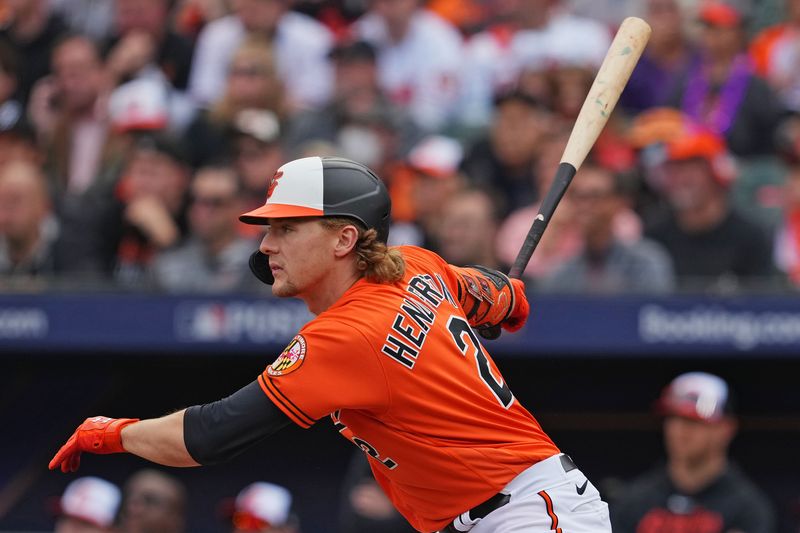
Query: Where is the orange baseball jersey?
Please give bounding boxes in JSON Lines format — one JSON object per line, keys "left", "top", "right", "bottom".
{"left": 257, "top": 246, "right": 559, "bottom": 532}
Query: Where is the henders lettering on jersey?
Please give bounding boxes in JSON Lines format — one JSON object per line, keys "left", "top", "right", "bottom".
{"left": 267, "top": 335, "right": 306, "bottom": 376}
{"left": 380, "top": 274, "right": 454, "bottom": 369}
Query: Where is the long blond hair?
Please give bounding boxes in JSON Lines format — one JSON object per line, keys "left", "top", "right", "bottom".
{"left": 321, "top": 217, "right": 405, "bottom": 284}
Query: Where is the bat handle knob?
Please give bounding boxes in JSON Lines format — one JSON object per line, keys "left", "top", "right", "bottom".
{"left": 478, "top": 324, "right": 502, "bottom": 341}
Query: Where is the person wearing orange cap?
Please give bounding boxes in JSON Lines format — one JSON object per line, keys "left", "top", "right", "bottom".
{"left": 750, "top": 0, "right": 800, "bottom": 111}
{"left": 610, "top": 372, "right": 775, "bottom": 533}
{"left": 666, "top": 0, "right": 787, "bottom": 157}
{"left": 643, "top": 126, "right": 776, "bottom": 290}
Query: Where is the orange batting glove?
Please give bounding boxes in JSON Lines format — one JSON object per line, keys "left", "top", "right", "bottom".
{"left": 502, "top": 278, "right": 530, "bottom": 333}
{"left": 49, "top": 416, "right": 139, "bottom": 473}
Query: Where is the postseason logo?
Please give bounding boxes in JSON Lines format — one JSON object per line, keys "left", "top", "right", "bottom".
{"left": 268, "top": 334, "right": 307, "bottom": 376}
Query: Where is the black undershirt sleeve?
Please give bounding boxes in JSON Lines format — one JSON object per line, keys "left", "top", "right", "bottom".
{"left": 184, "top": 380, "right": 292, "bottom": 465}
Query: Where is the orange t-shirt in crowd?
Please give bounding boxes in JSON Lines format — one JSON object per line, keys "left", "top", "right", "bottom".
{"left": 257, "top": 246, "right": 559, "bottom": 532}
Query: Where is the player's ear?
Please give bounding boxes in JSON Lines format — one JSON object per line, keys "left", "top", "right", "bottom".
{"left": 333, "top": 224, "right": 360, "bottom": 258}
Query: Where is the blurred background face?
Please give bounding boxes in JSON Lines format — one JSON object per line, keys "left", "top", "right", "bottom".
{"left": 437, "top": 190, "right": 497, "bottom": 266}
{"left": 234, "top": 137, "right": 283, "bottom": 195}
{"left": 189, "top": 168, "right": 241, "bottom": 243}
{"left": 115, "top": 0, "right": 167, "bottom": 36}
{"left": 119, "top": 471, "right": 186, "bottom": 533}
{"left": 335, "top": 60, "right": 379, "bottom": 116}
{"left": 663, "top": 416, "right": 733, "bottom": 466}
{"left": 0, "top": 161, "right": 48, "bottom": 243}
{"left": 646, "top": 0, "right": 684, "bottom": 46}
{"left": 126, "top": 150, "right": 187, "bottom": 212}
{"left": 227, "top": 46, "right": 280, "bottom": 111}
{"left": 235, "top": 0, "right": 286, "bottom": 33}
{"left": 52, "top": 38, "right": 104, "bottom": 114}
{"left": 661, "top": 158, "right": 719, "bottom": 211}
{"left": 700, "top": 23, "right": 743, "bottom": 59}
{"left": 491, "top": 99, "right": 549, "bottom": 167}
{"left": 412, "top": 173, "right": 459, "bottom": 227}
{"left": 567, "top": 166, "right": 620, "bottom": 235}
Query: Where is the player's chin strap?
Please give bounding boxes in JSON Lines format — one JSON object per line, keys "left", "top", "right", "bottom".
{"left": 249, "top": 251, "right": 274, "bottom": 285}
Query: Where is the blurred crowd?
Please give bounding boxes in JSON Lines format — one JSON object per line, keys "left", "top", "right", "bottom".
{"left": 1, "top": 0, "right": 800, "bottom": 294}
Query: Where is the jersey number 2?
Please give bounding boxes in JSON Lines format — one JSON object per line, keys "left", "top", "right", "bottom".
{"left": 447, "top": 316, "right": 514, "bottom": 408}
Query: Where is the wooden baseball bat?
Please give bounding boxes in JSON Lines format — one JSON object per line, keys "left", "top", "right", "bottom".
{"left": 481, "top": 16, "right": 651, "bottom": 340}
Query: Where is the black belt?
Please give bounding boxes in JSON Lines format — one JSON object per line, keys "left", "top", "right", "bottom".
{"left": 440, "top": 454, "right": 577, "bottom": 533}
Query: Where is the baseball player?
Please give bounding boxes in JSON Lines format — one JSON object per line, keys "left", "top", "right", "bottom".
{"left": 49, "top": 157, "right": 611, "bottom": 533}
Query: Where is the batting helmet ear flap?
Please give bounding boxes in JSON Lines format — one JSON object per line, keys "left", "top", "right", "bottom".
{"left": 249, "top": 251, "right": 274, "bottom": 285}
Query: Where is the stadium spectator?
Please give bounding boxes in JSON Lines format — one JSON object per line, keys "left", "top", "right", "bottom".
{"left": 495, "top": 131, "right": 642, "bottom": 281}
{"left": 353, "top": 0, "right": 463, "bottom": 131}
{"left": 668, "top": 0, "right": 787, "bottom": 157}
{"left": 435, "top": 186, "right": 503, "bottom": 269}
{"left": 643, "top": 125, "right": 776, "bottom": 290}
{"left": 611, "top": 371, "right": 776, "bottom": 533}
{"left": 103, "top": 0, "right": 194, "bottom": 91}
{"left": 459, "top": 0, "right": 610, "bottom": 127}
{"left": 772, "top": 115, "right": 800, "bottom": 285}
{"left": 539, "top": 163, "right": 675, "bottom": 294}
{"left": 100, "top": 133, "right": 190, "bottom": 286}
{"left": 388, "top": 134, "right": 464, "bottom": 248}
{"left": 229, "top": 481, "right": 300, "bottom": 533}
{"left": 188, "top": 0, "right": 333, "bottom": 110}
{"left": 0, "top": 0, "right": 67, "bottom": 106}
{"left": 751, "top": 0, "right": 800, "bottom": 112}
{"left": 460, "top": 90, "right": 552, "bottom": 213}
{"left": 28, "top": 35, "right": 111, "bottom": 196}
{"left": 187, "top": 37, "right": 285, "bottom": 166}
{"left": 54, "top": 476, "right": 121, "bottom": 533}
{"left": 0, "top": 160, "right": 61, "bottom": 279}
{"left": 0, "top": 112, "right": 40, "bottom": 169}
{"left": 620, "top": 0, "right": 697, "bottom": 113}
{"left": 230, "top": 107, "right": 284, "bottom": 210}
{"left": 339, "top": 453, "right": 414, "bottom": 533}
{"left": 284, "top": 39, "right": 421, "bottom": 161}
{"left": 118, "top": 469, "right": 187, "bottom": 533}
{"left": 152, "top": 165, "right": 259, "bottom": 293}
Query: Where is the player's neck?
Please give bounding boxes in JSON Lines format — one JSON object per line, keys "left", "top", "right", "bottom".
{"left": 300, "top": 264, "right": 361, "bottom": 315}
{"left": 668, "top": 454, "right": 728, "bottom": 494}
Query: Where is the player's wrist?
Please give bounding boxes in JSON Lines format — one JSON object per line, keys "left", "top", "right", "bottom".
{"left": 80, "top": 417, "right": 140, "bottom": 454}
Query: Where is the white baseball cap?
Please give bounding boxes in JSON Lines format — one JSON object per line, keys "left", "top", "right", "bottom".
{"left": 59, "top": 476, "right": 121, "bottom": 527}
{"left": 232, "top": 482, "right": 293, "bottom": 531}
{"left": 657, "top": 372, "right": 733, "bottom": 423}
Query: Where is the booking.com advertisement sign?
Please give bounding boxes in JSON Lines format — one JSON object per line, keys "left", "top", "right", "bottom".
{"left": 3, "top": 293, "right": 800, "bottom": 356}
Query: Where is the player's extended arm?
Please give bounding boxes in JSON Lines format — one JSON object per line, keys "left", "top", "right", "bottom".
{"left": 49, "top": 381, "right": 291, "bottom": 473}
{"left": 451, "top": 265, "right": 530, "bottom": 332}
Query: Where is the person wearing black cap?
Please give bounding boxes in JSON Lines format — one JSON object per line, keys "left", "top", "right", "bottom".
{"left": 50, "top": 156, "right": 615, "bottom": 533}
{"left": 284, "top": 38, "right": 420, "bottom": 161}
{"left": 611, "top": 372, "right": 775, "bottom": 533}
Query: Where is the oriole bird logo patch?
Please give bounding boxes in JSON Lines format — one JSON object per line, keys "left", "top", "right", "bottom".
{"left": 267, "top": 334, "right": 306, "bottom": 376}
